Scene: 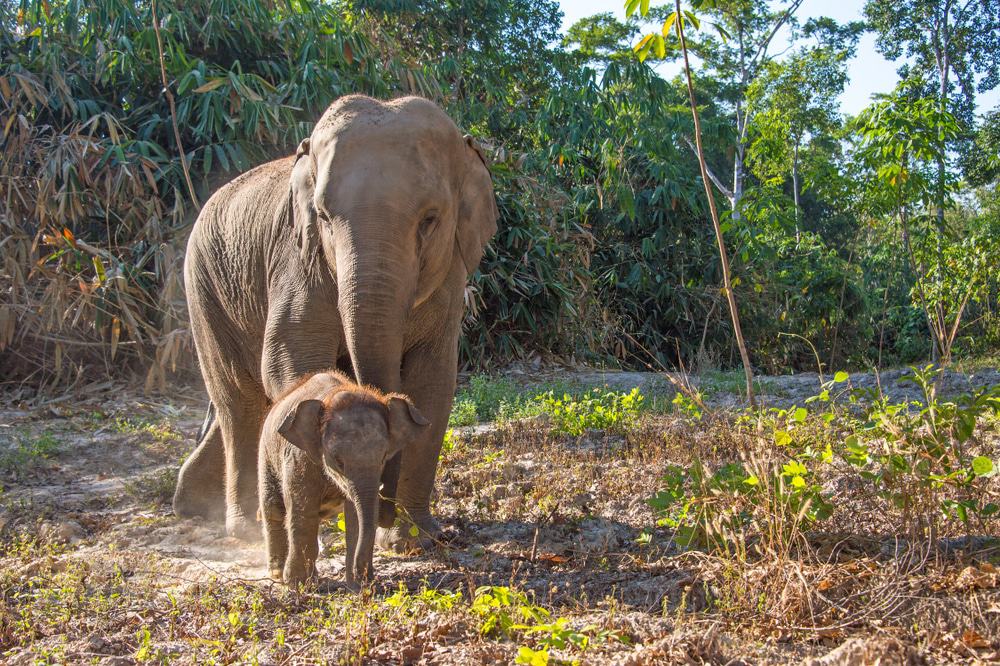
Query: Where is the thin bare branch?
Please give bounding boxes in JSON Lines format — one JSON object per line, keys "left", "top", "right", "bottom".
{"left": 675, "top": 0, "right": 756, "bottom": 408}
{"left": 681, "top": 135, "right": 735, "bottom": 204}
{"left": 151, "top": 0, "right": 200, "bottom": 211}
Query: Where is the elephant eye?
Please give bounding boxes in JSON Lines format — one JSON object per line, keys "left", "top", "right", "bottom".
{"left": 419, "top": 212, "right": 439, "bottom": 239}
{"left": 332, "top": 454, "right": 345, "bottom": 470}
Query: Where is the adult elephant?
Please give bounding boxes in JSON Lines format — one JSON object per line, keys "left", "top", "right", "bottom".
{"left": 173, "top": 95, "right": 498, "bottom": 547}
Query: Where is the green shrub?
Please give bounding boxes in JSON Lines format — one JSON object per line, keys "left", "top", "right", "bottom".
{"left": 537, "top": 387, "right": 644, "bottom": 436}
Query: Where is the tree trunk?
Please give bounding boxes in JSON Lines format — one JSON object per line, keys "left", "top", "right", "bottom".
{"left": 732, "top": 103, "right": 746, "bottom": 223}
{"left": 675, "top": 0, "right": 755, "bottom": 408}
{"left": 792, "top": 140, "right": 801, "bottom": 245}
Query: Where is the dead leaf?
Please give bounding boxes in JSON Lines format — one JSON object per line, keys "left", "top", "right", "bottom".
{"left": 537, "top": 552, "right": 569, "bottom": 564}
{"left": 962, "top": 629, "right": 990, "bottom": 649}
{"left": 955, "top": 565, "right": 1000, "bottom": 591}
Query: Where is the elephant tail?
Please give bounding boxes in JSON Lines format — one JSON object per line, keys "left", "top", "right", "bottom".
{"left": 197, "top": 402, "right": 216, "bottom": 444}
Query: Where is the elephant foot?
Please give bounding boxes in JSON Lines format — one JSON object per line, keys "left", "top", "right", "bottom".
{"left": 226, "top": 512, "right": 262, "bottom": 542}
{"left": 173, "top": 484, "right": 226, "bottom": 524}
{"left": 376, "top": 513, "right": 443, "bottom": 553}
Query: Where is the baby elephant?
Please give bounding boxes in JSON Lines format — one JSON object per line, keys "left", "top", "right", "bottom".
{"left": 258, "top": 370, "right": 429, "bottom": 588}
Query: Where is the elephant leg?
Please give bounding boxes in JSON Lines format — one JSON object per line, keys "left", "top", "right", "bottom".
{"left": 377, "top": 453, "right": 401, "bottom": 528}
{"left": 216, "top": 393, "right": 267, "bottom": 541}
{"left": 377, "top": 341, "right": 457, "bottom": 551}
{"left": 173, "top": 413, "right": 226, "bottom": 523}
{"left": 263, "top": 507, "right": 288, "bottom": 581}
{"left": 284, "top": 508, "right": 321, "bottom": 587}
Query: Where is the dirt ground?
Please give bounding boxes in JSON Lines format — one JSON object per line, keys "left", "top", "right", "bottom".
{"left": 1, "top": 368, "right": 999, "bottom": 665}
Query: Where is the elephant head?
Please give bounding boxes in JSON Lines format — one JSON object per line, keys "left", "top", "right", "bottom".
{"left": 278, "top": 386, "right": 430, "bottom": 587}
{"left": 287, "top": 95, "right": 498, "bottom": 392}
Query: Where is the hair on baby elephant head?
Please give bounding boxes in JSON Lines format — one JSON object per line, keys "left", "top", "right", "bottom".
{"left": 277, "top": 386, "right": 429, "bottom": 474}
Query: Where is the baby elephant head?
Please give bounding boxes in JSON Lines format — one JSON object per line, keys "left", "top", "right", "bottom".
{"left": 278, "top": 387, "right": 429, "bottom": 588}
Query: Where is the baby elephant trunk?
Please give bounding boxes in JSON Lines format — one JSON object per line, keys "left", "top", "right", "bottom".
{"left": 347, "top": 474, "right": 381, "bottom": 588}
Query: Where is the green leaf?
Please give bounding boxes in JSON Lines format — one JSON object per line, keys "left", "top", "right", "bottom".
{"left": 682, "top": 10, "right": 700, "bottom": 30}
{"left": 661, "top": 11, "right": 678, "bottom": 37}
{"left": 625, "top": 0, "right": 641, "bottom": 18}
{"left": 774, "top": 430, "right": 791, "bottom": 447}
{"left": 653, "top": 34, "right": 665, "bottom": 59}
{"left": 744, "top": 475, "right": 759, "bottom": 486}
{"left": 972, "top": 456, "right": 995, "bottom": 477}
{"left": 641, "top": 0, "right": 650, "bottom": 17}
{"left": 515, "top": 646, "right": 549, "bottom": 665}
{"left": 834, "top": 371, "right": 849, "bottom": 383}
{"left": 793, "top": 407, "right": 807, "bottom": 423}
{"left": 633, "top": 34, "right": 654, "bottom": 61}
{"left": 409, "top": 524, "right": 420, "bottom": 538}
{"left": 336, "top": 513, "right": 346, "bottom": 532}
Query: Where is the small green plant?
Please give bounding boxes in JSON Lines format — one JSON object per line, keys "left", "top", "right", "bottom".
{"left": 515, "top": 646, "right": 550, "bottom": 665}
{"left": 647, "top": 461, "right": 757, "bottom": 552}
{"left": 843, "top": 366, "right": 1000, "bottom": 535}
{"left": 384, "top": 584, "right": 463, "bottom": 613}
{"left": 448, "top": 399, "right": 479, "bottom": 427}
{"left": 0, "top": 430, "right": 63, "bottom": 474}
{"left": 451, "top": 375, "right": 538, "bottom": 425}
{"left": 114, "top": 417, "right": 181, "bottom": 445}
{"left": 470, "top": 586, "right": 623, "bottom": 656}
{"left": 671, "top": 391, "right": 704, "bottom": 421}
{"left": 134, "top": 625, "right": 161, "bottom": 662}
{"left": 440, "top": 429, "right": 461, "bottom": 457}
{"left": 537, "top": 387, "right": 645, "bottom": 436}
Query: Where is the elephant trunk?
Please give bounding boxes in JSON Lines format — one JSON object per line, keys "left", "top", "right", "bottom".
{"left": 349, "top": 474, "right": 380, "bottom": 586}
{"left": 336, "top": 234, "right": 412, "bottom": 393}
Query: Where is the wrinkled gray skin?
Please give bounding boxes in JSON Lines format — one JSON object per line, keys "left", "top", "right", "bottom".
{"left": 258, "top": 370, "right": 428, "bottom": 588}
{"left": 174, "top": 95, "right": 498, "bottom": 547}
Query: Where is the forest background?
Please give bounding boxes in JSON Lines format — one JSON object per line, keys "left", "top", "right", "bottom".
{"left": 2, "top": 0, "right": 999, "bottom": 393}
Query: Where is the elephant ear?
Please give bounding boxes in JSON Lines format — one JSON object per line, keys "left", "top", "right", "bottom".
{"left": 456, "top": 135, "right": 499, "bottom": 278}
{"left": 385, "top": 394, "right": 430, "bottom": 453}
{"left": 289, "top": 138, "right": 320, "bottom": 268}
{"left": 278, "top": 398, "right": 324, "bottom": 462}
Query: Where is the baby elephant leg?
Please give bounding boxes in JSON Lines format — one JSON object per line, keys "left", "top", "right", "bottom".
{"left": 260, "top": 503, "right": 288, "bottom": 581}
{"left": 284, "top": 509, "right": 321, "bottom": 586}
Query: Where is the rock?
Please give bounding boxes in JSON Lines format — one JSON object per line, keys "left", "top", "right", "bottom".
{"left": 574, "top": 518, "right": 623, "bottom": 553}
{"left": 501, "top": 457, "right": 535, "bottom": 481}
{"left": 85, "top": 634, "right": 111, "bottom": 652}
{"left": 41, "top": 519, "right": 86, "bottom": 544}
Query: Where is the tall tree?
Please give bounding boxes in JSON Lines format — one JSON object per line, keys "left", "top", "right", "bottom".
{"left": 746, "top": 18, "right": 861, "bottom": 241}
{"left": 865, "top": 0, "right": 1000, "bottom": 248}
{"left": 961, "top": 107, "right": 1000, "bottom": 188}
{"left": 562, "top": 12, "right": 639, "bottom": 66}
{"left": 854, "top": 79, "right": 966, "bottom": 363}
{"left": 687, "top": 0, "right": 806, "bottom": 224}
{"left": 349, "top": 0, "right": 563, "bottom": 134}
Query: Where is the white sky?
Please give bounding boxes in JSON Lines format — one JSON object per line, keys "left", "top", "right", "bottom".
{"left": 556, "top": 0, "right": 1000, "bottom": 117}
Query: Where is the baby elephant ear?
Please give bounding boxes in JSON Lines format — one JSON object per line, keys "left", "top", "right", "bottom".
{"left": 386, "top": 395, "right": 430, "bottom": 441}
{"left": 278, "top": 398, "right": 324, "bottom": 460}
